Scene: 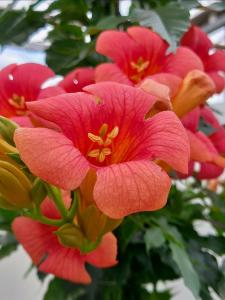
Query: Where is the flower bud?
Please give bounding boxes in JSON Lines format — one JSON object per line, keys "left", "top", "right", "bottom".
{"left": 0, "top": 117, "right": 18, "bottom": 146}
{"left": 0, "top": 160, "right": 32, "bottom": 209}
{"left": 78, "top": 204, "right": 123, "bottom": 242}
{"left": 55, "top": 223, "right": 99, "bottom": 253}
{"left": 172, "top": 70, "right": 215, "bottom": 118}
{"left": 78, "top": 204, "right": 107, "bottom": 242}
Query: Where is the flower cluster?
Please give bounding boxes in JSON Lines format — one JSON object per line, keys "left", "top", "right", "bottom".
{"left": 0, "top": 25, "right": 224, "bottom": 284}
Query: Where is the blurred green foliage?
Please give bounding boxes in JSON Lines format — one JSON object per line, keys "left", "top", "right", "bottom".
{"left": 0, "top": 0, "right": 200, "bottom": 73}
{"left": 1, "top": 1, "right": 225, "bottom": 299}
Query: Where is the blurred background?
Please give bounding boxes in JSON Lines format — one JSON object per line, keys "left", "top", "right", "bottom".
{"left": 0, "top": 1, "right": 224, "bottom": 299}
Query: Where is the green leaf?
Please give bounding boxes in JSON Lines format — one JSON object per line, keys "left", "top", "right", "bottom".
{"left": 169, "top": 240, "right": 200, "bottom": 299}
{"left": 0, "top": 208, "right": 18, "bottom": 231}
{"left": 46, "top": 39, "right": 93, "bottom": 74}
{"left": 0, "top": 232, "right": 18, "bottom": 259}
{"left": 130, "top": 1, "right": 190, "bottom": 51}
{"left": 150, "top": 290, "right": 172, "bottom": 300}
{"left": 88, "top": 15, "right": 127, "bottom": 34}
{"left": 0, "top": 9, "right": 45, "bottom": 45}
{"left": 205, "top": 2, "right": 225, "bottom": 12}
{"left": 160, "top": 224, "right": 200, "bottom": 299}
{"left": 144, "top": 226, "right": 165, "bottom": 252}
{"left": 177, "top": 0, "right": 199, "bottom": 10}
{"left": 44, "top": 278, "right": 85, "bottom": 300}
{"left": 31, "top": 178, "right": 47, "bottom": 205}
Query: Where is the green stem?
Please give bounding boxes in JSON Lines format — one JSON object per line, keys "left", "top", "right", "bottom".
{"left": 45, "top": 184, "right": 68, "bottom": 220}
{"left": 67, "top": 190, "right": 78, "bottom": 221}
{"left": 22, "top": 209, "right": 64, "bottom": 227}
{"left": 35, "top": 215, "right": 65, "bottom": 227}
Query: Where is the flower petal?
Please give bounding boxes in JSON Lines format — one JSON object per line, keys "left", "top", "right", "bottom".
{"left": 138, "top": 78, "right": 172, "bottom": 111}
{"left": 95, "top": 63, "right": 132, "bottom": 85}
{"left": 5, "top": 63, "right": 55, "bottom": 101}
{"left": 208, "top": 71, "right": 225, "bottom": 93}
{"left": 14, "top": 128, "right": 89, "bottom": 190}
{"left": 11, "top": 116, "right": 33, "bottom": 127}
{"left": 163, "top": 47, "right": 204, "bottom": 78}
{"left": 38, "top": 86, "right": 65, "bottom": 99}
{"left": 86, "top": 233, "right": 117, "bottom": 267}
{"left": 94, "top": 160, "right": 171, "bottom": 218}
{"left": 127, "top": 26, "right": 168, "bottom": 68}
{"left": 26, "top": 93, "right": 97, "bottom": 144}
{"left": 198, "top": 162, "right": 224, "bottom": 179}
{"left": 187, "top": 130, "right": 213, "bottom": 162}
{"left": 96, "top": 30, "right": 138, "bottom": 70}
{"left": 12, "top": 217, "right": 91, "bottom": 284}
{"left": 59, "top": 67, "right": 95, "bottom": 93}
{"left": 143, "top": 111, "right": 190, "bottom": 173}
{"left": 0, "top": 64, "right": 17, "bottom": 116}
{"left": 200, "top": 106, "right": 220, "bottom": 128}
{"left": 148, "top": 73, "right": 182, "bottom": 98}
{"left": 210, "top": 128, "right": 225, "bottom": 155}
{"left": 84, "top": 82, "right": 157, "bottom": 121}
{"left": 181, "top": 25, "right": 213, "bottom": 58}
{"left": 181, "top": 107, "right": 200, "bottom": 132}
{"left": 205, "top": 50, "right": 225, "bottom": 72}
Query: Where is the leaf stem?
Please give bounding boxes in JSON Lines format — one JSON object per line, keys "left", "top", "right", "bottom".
{"left": 45, "top": 184, "right": 68, "bottom": 220}
{"left": 67, "top": 190, "right": 78, "bottom": 221}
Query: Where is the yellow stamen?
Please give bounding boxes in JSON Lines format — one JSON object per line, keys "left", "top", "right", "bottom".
{"left": 130, "top": 57, "right": 149, "bottom": 73}
{"left": 102, "top": 147, "right": 112, "bottom": 156}
{"left": 98, "top": 151, "right": 105, "bottom": 163}
{"left": 88, "top": 133, "right": 104, "bottom": 145}
{"left": 99, "top": 123, "right": 108, "bottom": 137}
{"left": 98, "top": 148, "right": 111, "bottom": 163}
{"left": 108, "top": 126, "right": 119, "bottom": 139}
{"left": 87, "top": 124, "right": 119, "bottom": 163}
{"left": 87, "top": 149, "right": 100, "bottom": 158}
{"left": 8, "top": 94, "right": 25, "bottom": 110}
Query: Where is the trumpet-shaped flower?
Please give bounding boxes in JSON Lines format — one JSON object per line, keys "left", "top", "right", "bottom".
{"left": 59, "top": 67, "right": 95, "bottom": 92}
{"left": 0, "top": 63, "right": 55, "bottom": 126}
{"left": 14, "top": 82, "right": 189, "bottom": 218}
{"left": 153, "top": 69, "right": 224, "bottom": 178}
{"left": 181, "top": 106, "right": 225, "bottom": 179}
{"left": 181, "top": 25, "right": 225, "bottom": 93}
{"left": 12, "top": 198, "right": 117, "bottom": 284}
{"left": 95, "top": 26, "right": 203, "bottom": 85}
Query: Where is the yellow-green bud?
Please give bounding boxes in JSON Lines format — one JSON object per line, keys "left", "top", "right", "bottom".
{"left": 56, "top": 223, "right": 101, "bottom": 253}
{"left": 0, "top": 160, "right": 32, "bottom": 209}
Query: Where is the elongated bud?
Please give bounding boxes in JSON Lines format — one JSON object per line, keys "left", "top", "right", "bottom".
{"left": 0, "top": 138, "right": 18, "bottom": 154}
{"left": 172, "top": 70, "right": 215, "bottom": 118}
{"left": 78, "top": 204, "right": 107, "bottom": 242}
{"left": 0, "top": 160, "right": 32, "bottom": 209}
{"left": 0, "top": 117, "right": 18, "bottom": 146}
{"left": 56, "top": 223, "right": 85, "bottom": 249}
{"left": 78, "top": 204, "right": 123, "bottom": 242}
{"left": 56, "top": 223, "right": 109, "bottom": 253}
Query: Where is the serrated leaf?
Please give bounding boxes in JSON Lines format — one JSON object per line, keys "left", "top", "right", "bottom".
{"left": 88, "top": 15, "right": 127, "bottom": 34}
{"left": 130, "top": 1, "right": 190, "bottom": 51}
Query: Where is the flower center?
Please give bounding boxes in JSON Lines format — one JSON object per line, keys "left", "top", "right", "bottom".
{"left": 130, "top": 57, "right": 150, "bottom": 83}
{"left": 8, "top": 94, "right": 26, "bottom": 115}
{"left": 87, "top": 123, "right": 119, "bottom": 163}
